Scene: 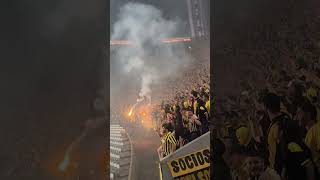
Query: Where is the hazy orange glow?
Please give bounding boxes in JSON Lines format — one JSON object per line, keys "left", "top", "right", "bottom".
{"left": 138, "top": 105, "right": 153, "bottom": 129}
{"left": 125, "top": 103, "right": 155, "bottom": 128}
{"left": 110, "top": 37, "right": 191, "bottom": 46}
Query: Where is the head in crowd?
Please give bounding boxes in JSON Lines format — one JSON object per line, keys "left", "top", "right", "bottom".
{"left": 230, "top": 145, "right": 247, "bottom": 169}
{"left": 297, "top": 99, "right": 317, "bottom": 128}
{"left": 162, "top": 122, "right": 173, "bottom": 134}
{"left": 287, "top": 81, "right": 304, "bottom": 101}
{"left": 244, "top": 150, "right": 265, "bottom": 178}
{"left": 186, "top": 110, "right": 193, "bottom": 118}
{"left": 263, "top": 92, "right": 281, "bottom": 116}
{"left": 203, "top": 93, "right": 209, "bottom": 102}
{"left": 175, "top": 105, "right": 181, "bottom": 113}
{"left": 191, "top": 90, "right": 198, "bottom": 99}
{"left": 236, "top": 126, "right": 251, "bottom": 146}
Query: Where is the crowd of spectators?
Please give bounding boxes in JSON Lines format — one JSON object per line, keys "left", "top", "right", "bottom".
{"left": 212, "top": 11, "right": 320, "bottom": 180}
{"left": 152, "top": 45, "right": 211, "bottom": 158}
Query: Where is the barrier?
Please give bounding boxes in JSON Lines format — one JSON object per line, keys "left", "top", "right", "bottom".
{"left": 159, "top": 132, "right": 210, "bottom": 180}
{"left": 127, "top": 132, "right": 135, "bottom": 180}
{"left": 110, "top": 124, "right": 132, "bottom": 180}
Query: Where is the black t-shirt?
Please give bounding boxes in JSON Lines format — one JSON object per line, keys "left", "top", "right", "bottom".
{"left": 196, "top": 99, "right": 208, "bottom": 121}
{"left": 243, "top": 138, "right": 260, "bottom": 153}
{"left": 269, "top": 113, "right": 293, "bottom": 173}
{"left": 174, "top": 112, "right": 184, "bottom": 138}
{"left": 212, "top": 157, "right": 232, "bottom": 180}
{"left": 286, "top": 143, "right": 311, "bottom": 180}
{"left": 271, "top": 112, "right": 311, "bottom": 179}
{"left": 259, "top": 112, "right": 271, "bottom": 138}
{"left": 174, "top": 112, "right": 183, "bottom": 127}
{"left": 282, "top": 96, "right": 305, "bottom": 118}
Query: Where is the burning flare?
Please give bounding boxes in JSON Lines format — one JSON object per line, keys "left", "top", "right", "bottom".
{"left": 128, "top": 107, "right": 133, "bottom": 117}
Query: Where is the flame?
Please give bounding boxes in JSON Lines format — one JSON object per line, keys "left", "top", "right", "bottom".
{"left": 128, "top": 107, "right": 133, "bottom": 117}
{"left": 58, "top": 153, "right": 70, "bottom": 172}
{"left": 126, "top": 103, "right": 154, "bottom": 128}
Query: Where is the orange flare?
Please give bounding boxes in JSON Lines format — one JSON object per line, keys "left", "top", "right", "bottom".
{"left": 128, "top": 107, "right": 133, "bottom": 117}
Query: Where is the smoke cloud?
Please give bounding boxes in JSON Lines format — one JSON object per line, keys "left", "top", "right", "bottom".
{"left": 111, "top": 2, "right": 192, "bottom": 107}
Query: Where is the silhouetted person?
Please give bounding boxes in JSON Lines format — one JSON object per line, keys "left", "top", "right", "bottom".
{"left": 212, "top": 138, "right": 232, "bottom": 180}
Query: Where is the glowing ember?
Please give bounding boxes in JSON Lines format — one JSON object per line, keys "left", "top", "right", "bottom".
{"left": 58, "top": 153, "right": 70, "bottom": 171}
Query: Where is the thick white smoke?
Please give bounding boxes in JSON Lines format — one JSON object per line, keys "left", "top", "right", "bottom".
{"left": 111, "top": 2, "right": 191, "bottom": 105}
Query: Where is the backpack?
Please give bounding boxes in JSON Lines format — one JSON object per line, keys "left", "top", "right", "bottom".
{"left": 269, "top": 112, "right": 312, "bottom": 177}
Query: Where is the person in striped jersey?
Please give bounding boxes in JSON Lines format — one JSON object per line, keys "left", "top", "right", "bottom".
{"left": 161, "top": 123, "right": 178, "bottom": 158}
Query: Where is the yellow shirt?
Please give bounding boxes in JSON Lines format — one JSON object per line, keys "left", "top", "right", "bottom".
{"left": 205, "top": 100, "right": 210, "bottom": 114}
{"left": 306, "top": 87, "right": 317, "bottom": 99}
{"left": 193, "top": 101, "right": 198, "bottom": 115}
{"left": 268, "top": 122, "right": 280, "bottom": 169}
{"left": 305, "top": 122, "right": 320, "bottom": 162}
{"left": 183, "top": 100, "right": 191, "bottom": 109}
{"left": 183, "top": 101, "right": 189, "bottom": 109}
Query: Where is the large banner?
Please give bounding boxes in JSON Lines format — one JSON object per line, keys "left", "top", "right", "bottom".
{"left": 159, "top": 132, "right": 210, "bottom": 180}
{"left": 168, "top": 148, "right": 210, "bottom": 180}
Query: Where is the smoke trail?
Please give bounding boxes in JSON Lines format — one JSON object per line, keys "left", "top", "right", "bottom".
{"left": 111, "top": 2, "right": 192, "bottom": 105}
